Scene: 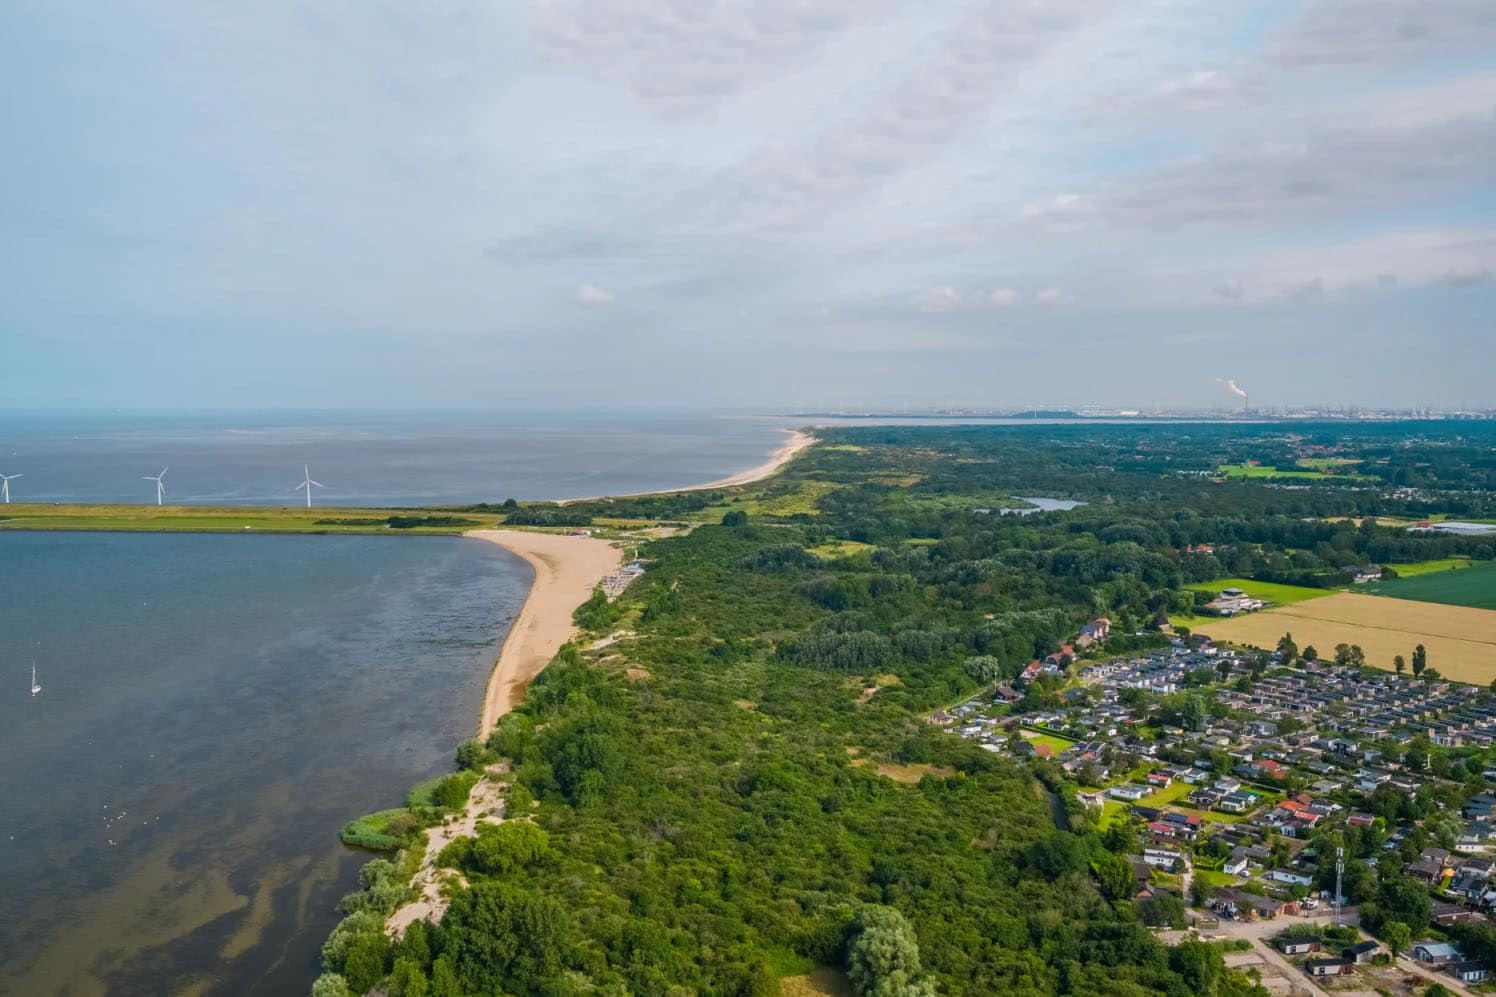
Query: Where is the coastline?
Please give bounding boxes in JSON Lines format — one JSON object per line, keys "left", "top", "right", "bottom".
{"left": 468, "top": 429, "right": 814, "bottom": 732}
{"left": 557, "top": 428, "right": 816, "bottom": 504}
{"left": 467, "top": 529, "right": 623, "bottom": 734}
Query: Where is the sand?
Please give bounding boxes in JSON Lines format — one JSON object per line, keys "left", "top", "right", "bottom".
{"left": 558, "top": 428, "right": 816, "bottom": 504}
{"left": 467, "top": 529, "right": 624, "bottom": 734}
{"left": 1198, "top": 591, "right": 1496, "bottom": 684}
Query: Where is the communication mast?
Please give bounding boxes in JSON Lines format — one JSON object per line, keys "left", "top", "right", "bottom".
{"left": 1334, "top": 846, "right": 1344, "bottom": 926}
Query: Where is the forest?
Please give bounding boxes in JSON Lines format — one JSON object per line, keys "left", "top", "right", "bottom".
{"left": 315, "top": 421, "right": 1496, "bottom": 996}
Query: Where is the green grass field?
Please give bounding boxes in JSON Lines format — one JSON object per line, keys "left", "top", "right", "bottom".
{"left": 1366, "top": 560, "right": 1496, "bottom": 610}
{"left": 1383, "top": 557, "right": 1473, "bottom": 578}
{"left": 1186, "top": 578, "right": 1335, "bottom": 607}
{"left": 0, "top": 503, "right": 486, "bottom": 535}
{"left": 1217, "top": 463, "right": 1371, "bottom": 482}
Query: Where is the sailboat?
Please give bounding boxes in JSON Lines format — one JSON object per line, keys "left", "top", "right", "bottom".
{"left": 31, "top": 662, "right": 41, "bottom": 698}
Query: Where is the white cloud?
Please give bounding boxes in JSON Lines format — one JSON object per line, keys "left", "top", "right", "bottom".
{"left": 577, "top": 284, "right": 616, "bottom": 306}
{"left": 989, "top": 288, "right": 1018, "bottom": 306}
{"left": 1034, "top": 287, "right": 1072, "bottom": 305}
{"left": 913, "top": 286, "right": 961, "bottom": 313}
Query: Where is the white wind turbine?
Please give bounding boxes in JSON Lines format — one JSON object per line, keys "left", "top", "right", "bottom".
{"left": 295, "top": 465, "right": 323, "bottom": 507}
{"left": 0, "top": 473, "right": 20, "bottom": 503}
{"left": 143, "top": 467, "right": 168, "bottom": 505}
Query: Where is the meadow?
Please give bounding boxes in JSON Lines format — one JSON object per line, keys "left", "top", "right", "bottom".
{"left": 1185, "top": 578, "right": 1335, "bottom": 606}
{"left": 1368, "top": 559, "right": 1496, "bottom": 610}
{"left": 1198, "top": 592, "right": 1496, "bottom": 683}
{"left": 1216, "top": 463, "right": 1370, "bottom": 481}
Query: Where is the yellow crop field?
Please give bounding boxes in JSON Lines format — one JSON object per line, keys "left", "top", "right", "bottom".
{"left": 1197, "top": 592, "right": 1496, "bottom": 684}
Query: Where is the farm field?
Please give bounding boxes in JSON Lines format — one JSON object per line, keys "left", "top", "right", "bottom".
{"left": 1198, "top": 592, "right": 1496, "bottom": 684}
{"left": 1186, "top": 578, "right": 1335, "bottom": 606}
{"left": 1384, "top": 556, "right": 1473, "bottom": 577}
{"left": 1216, "top": 463, "right": 1370, "bottom": 481}
{"left": 1366, "top": 559, "right": 1496, "bottom": 610}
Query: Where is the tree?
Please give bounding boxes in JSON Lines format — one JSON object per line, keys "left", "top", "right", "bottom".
{"left": 1093, "top": 851, "right": 1138, "bottom": 903}
{"left": 1334, "top": 643, "right": 1353, "bottom": 667}
{"left": 342, "top": 932, "right": 390, "bottom": 994}
{"left": 1189, "top": 877, "right": 1212, "bottom": 909}
{"left": 311, "top": 975, "right": 352, "bottom": 997}
{"left": 1383, "top": 920, "right": 1411, "bottom": 961}
{"left": 845, "top": 905, "right": 936, "bottom": 997}
{"left": 454, "top": 738, "right": 486, "bottom": 772}
{"left": 721, "top": 510, "right": 748, "bottom": 527}
{"left": 1276, "top": 633, "right": 1298, "bottom": 661}
{"left": 1303, "top": 645, "right": 1319, "bottom": 663}
{"left": 1168, "top": 940, "right": 1223, "bottom": 994}
{"left": 1412, "top": 644, "right": 1427, "bottom": 677}
{"left": 1394, "top": 655, "right": 1406, "bottom": 676}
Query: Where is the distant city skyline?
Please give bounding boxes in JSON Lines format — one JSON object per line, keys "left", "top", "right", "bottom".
{"left": 3, "top": 2, "right": 1494, "bottom": 410}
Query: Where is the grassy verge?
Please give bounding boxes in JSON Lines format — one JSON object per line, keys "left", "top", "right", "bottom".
{"left": 0, "top": 503, "right": 486, "bottom": 535}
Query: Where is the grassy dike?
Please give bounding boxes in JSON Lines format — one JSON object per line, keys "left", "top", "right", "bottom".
{"left": 0, "top": 503, "right": 489, "bottom": 535}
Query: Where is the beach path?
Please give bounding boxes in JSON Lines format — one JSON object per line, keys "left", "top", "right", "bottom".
{"left": 466, "top": 529, "right": 624, "bottom": 734}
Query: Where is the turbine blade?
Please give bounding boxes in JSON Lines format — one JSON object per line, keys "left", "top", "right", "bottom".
{"left": 308, "top": 480, "right": 323, "bottom": 487}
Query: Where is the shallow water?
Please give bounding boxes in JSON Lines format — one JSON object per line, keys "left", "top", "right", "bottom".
{"left": 0, "top": 531, "right": 529, "bottom": 996}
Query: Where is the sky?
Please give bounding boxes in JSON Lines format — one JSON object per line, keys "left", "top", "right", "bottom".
{"left": 3, "top": 0, "right": 1495, "bottom": 412}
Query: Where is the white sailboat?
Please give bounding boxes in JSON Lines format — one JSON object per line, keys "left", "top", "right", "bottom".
{"left": 31, "top": 662, "right": 41, "bottom": 697}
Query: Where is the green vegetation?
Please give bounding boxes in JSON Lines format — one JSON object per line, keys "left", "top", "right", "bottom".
{"left": 0, "top": 504, "right": 486, "bottom": 535}
{"left": 1185, "top": 578, "right": 1336, "bottom": 607}
{"left": 340, "top": 809, "right": 421, "bottom": 851}
{"left": 1366, "top": 559, "right": 1496, "bottom": 609}
{"left": 1216, "top": 463, "right": 1370, "bottom": 481}
{"left": 318, "top": 420, "right": 1496, "bottom": 995}
{"left": 1379, "top": 556, "right": 1472, "bottom": 577}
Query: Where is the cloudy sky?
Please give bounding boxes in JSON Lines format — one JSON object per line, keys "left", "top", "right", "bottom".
{"left": 3, "top": 1, "right": 1494, "bottom": 411}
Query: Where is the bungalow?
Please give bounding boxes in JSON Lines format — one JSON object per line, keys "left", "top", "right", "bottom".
{"left": 1276, "top": 938, "right": 1321, "bottom": 956}
{"left": 1305, "top": 959, "right": 1351, "bottom": 977}
{"left": 1413, "top": 942, "right": 1461, "bottom": 965}
{"left": 1143, "top": 847, "right": 1183, "bottom": 870}
{"left": 1270, "top": 869, "right": 1314, "bottom": 887}
{"left": 1346, "top": 812, "right": 1376, "bottom": 828}
{"left": 1218, "top": 791, "right": 1257, "bottom": 814}
{"left": 1146, "top": 771, "right": 1173, "bottom": 788}
{"left": 1020, "top": 661, "right": 1043, "bottom": 683}
{"left": 1342, "top": 941, "right": 1380, "bottom": 965}
{"left": 1450, "top": 961, "right": 1488, "bottom": 984}
{"left": 1223, "top": 847, "right": 1250, "bottom": 877}
{"left": 1109, "top": 784, "right": 1150, "bottom": 802}
{"left": 1214, "top": 777, "right": 1242, "bottom": 794}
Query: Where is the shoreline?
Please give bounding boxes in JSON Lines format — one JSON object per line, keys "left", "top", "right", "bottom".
{"left": 557, "top": 428, "right": 816, "bottom": 504}
{"left": 468, "top": 430, "right": 815, "bottom": 731}
{"left": 466, "top": 529, "right": 624, "bottom": 734}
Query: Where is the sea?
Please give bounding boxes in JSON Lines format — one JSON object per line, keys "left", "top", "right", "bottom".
{"left": 0, "top": 411, "right": 800, "bottom": 506}
{"left": 0, "top": 412, "right": 798, "bottom": 996}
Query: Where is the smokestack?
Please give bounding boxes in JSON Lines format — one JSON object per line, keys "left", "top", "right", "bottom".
{"left": 1216, "top": 378, "right": 1249, "bottom": 413}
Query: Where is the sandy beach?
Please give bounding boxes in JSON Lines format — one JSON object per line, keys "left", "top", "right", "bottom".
{"left": 468, "top": 430, "right": 815, "bottom": 732}
{"left": 558, "top": 428, "right": 816, "bottom": 504}
{"left": 467, "top": 529, "right": 624, "bottom": 733}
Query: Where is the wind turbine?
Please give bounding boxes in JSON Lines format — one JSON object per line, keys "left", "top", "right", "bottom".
{"left": 296, "top": 465, "right": 323, "bottom": 508}
{"left": 143, "top": 467, "right": 168, "bottom": 505}
{"left": 0, "top": 473, "right": 20, "bottom": 503}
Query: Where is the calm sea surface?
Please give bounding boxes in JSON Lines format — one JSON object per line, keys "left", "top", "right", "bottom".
{"left": 0, "top": 531, "right": 531, "bottom": 996}
{"left": 0, "top": 411, "right": 798, "bottom": 506}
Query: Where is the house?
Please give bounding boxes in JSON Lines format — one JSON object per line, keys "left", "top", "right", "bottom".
{"left": 1143, "top": 847, "right": 1183, "bottom": 870}
{"left": 1342, "top": 941, "right": 1380, "bottom": 964}
{"left": 1450, "top": 961, "right": 1488, "bottom": 983}
{"left": 1146, "top": 771, "right": 1173, "bottom": 788}
{"left": 1109, "top": 784, "right": 1150, "bottom": 801}
{"left": 1305, "top": 958, "right": 1351, "bottom": 977}
{"left": 1413, "top": 942, "right": 1461, "bottom": 964}
{"left": 1223, "top": 847, "right": 1250, "bottom": 877}
{"left": 1218, "top": 791, "right": 1257, "bottom": 814}
{"left": 1271, "top": 869, "right": 1314, "bottom": 887}
{"left": 1276, "top": 938, "right": 1320, "bottom": 955}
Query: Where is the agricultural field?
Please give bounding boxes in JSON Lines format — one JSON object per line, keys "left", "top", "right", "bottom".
{"left": 1383, "top": 556, "right": 1473, "bottom": 577}
{"left": 1198, "top": 592, "right": 1496, "bottom": 684}
{"left": 1185, "top": 578, "right": 1336, "bottom": 607}
{"left": 1216, "top": 463, "right": 1370, "bottom": 481}
{"left": 1174, "top": 576, "right": 1331, "bottom": 629}
{"left": 1367, "top": 559, "right": 1496, "bottom": 610}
